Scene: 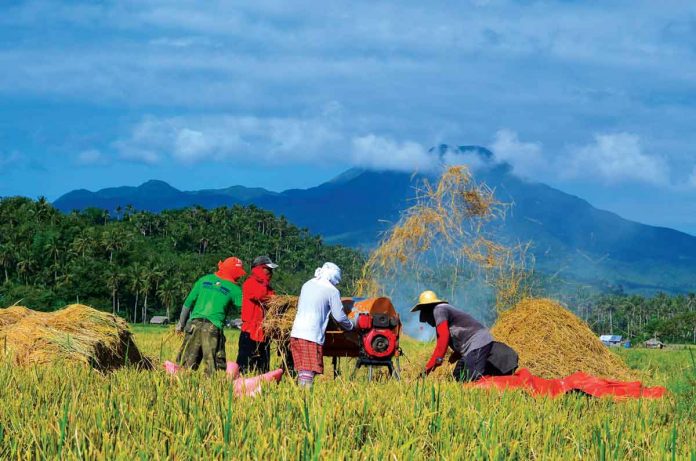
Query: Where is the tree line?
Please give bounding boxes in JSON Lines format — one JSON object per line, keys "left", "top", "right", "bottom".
{"left": 0, "top": 197, "right": 364, "bottom": 322}
{"left": 1, "top": 197, "right": 694, "bottom": 343}
{"left": 577, "top": 292, "right": 696, "bottom": 345}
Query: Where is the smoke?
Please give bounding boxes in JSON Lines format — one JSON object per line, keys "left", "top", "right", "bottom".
{"left": 387, "top": 273, "right": 498, "bottom": 342}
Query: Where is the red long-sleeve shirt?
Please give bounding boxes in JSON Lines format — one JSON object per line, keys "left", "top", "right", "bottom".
{"left": 425, "top": 321, "right": 450, "bottom": 372}
{"left": 240, "top": 267, "right": 275, "bottom": 342}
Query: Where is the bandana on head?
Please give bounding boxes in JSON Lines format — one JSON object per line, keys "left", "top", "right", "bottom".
{"left": 314, "top": 262, "right": 341, "bottom": 286}
{"left": 216, "top": 257, "right": 246, "bottom": 283}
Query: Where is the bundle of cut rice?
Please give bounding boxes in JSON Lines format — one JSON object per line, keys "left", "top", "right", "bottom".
{"left": 0, "top": 304, "right": 151, "bottom": 371}
{"left": 261, "top": 295, "right": 298, "bottom": 341}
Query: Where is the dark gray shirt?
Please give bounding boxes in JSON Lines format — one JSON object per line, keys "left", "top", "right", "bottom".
{"left": 433, "top": 303, "right": 493, "bottom": 355}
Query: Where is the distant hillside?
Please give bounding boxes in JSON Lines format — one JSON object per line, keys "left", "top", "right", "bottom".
{"left": 53, "top": 146, "right": 696, "bottom": 294}
{"left": 55, "top": 180, "right": 276, "bottom": 212}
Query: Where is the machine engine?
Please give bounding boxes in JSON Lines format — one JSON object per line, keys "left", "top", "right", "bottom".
{"left": 323, "top": 297, "right": 401, "bottom": 379}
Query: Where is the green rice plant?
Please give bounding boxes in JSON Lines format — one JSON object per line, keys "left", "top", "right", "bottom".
{"left": 0, "top": 326, "right": 693, "bottom": 459}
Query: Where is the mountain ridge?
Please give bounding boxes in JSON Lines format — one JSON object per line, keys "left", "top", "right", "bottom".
{"left": 52, "top": 151, "right": 696, "bottom": 294}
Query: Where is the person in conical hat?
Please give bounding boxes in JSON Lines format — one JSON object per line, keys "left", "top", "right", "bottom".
{"left": 412, "top": 289, "right": 499, "bottom": 382}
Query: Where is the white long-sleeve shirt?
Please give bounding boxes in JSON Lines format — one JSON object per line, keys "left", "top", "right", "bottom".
{"left": 290, "top": 277, "right": 353, "bottom": 345}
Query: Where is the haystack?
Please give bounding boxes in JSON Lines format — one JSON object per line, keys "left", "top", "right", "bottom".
{"left": 0, "top": 305, "right": 34, "bottom": 330}
{"left": 262, "top": 295, "right": 298, "bottom": 340}
{"left": 0, "top": 304, "right": 151, "bottom": 371}
{"left": 491, "top": 298, "right": 633, "bottom": 380}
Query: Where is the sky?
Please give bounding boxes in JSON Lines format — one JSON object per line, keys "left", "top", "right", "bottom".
{"left": 1, "top": 0, "right": 696, "bottom": 234}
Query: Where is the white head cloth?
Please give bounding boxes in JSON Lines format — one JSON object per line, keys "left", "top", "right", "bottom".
{"left": 314, "top": 262, "right": 342, "bottom": 286}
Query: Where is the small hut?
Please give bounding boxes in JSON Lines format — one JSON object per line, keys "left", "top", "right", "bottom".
{"left": 644, "top": 338, "right": 665, "bottom": 349}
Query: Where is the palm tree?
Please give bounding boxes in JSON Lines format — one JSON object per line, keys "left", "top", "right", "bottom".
{"left": 34, "top": 196, "right": 54, "bottom": 223}
{"left": 0, "top": 243, "right": 17, "bottom": 283}
{"left": 43, "top": 234, "right": 61, "bottom": 283}
{"left": 105, "top": 268, "right": 124, "bottom": 315}
{"left": 157, "top": 278, "right": 180, "bottom": 321}
{"left": 128, "top": 263, "right": 145, "bottom": 323}
{"left": 16, "top": 251, "right": 35, "bottom": 285}
{"left": 139, "top": 264, "right": 157, "bottom": 324}
{"left": 102, "top": 228, "right": 125, "bottom": 263}
{"left": 70, "top": 232, "right": 94, "bottom": 259}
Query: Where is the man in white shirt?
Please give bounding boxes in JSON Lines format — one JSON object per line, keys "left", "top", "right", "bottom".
{"left": 289, "top": 262, "right": 353, "bottom": 387}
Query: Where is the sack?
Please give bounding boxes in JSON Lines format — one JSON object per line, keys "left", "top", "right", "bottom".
{"left": 485, "top": 341, "right": 518, "bottom": 376}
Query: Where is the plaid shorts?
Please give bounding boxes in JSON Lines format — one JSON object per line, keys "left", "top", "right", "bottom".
{"left": 290, "top": 337, "right": 324, "bottom": 374}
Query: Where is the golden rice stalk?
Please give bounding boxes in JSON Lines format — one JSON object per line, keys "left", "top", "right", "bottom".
{"left": 356, "top": 165, "right": 528, "bottom": 305}
{"left": 0, "top": 305, "right": 34, "bottom": 330}
{"left": 261, "top": 295, "right": 299, "bottom": 340}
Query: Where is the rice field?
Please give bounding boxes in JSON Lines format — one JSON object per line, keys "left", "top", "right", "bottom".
{"left": 0, "top": 326, "right": 694, "bottom": 460}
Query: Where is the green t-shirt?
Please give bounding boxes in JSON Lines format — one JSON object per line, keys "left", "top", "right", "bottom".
{"left": 183, "top": 274, "right": 242, "bottom": 329}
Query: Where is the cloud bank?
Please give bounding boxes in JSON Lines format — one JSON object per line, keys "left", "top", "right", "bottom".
{"left": 107, "top": 113, "right": 686, "bottom": 188}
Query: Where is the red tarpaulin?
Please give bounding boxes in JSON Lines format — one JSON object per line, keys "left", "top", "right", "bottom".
{"left": 470, "top": 368, "right": 666, "bottom": 399}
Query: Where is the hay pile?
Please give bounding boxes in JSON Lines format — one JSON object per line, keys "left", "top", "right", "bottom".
{"left": 491, "top": 298, "right": 634, "bottom": 380}
{"left": 0, "top": 304, "right": 150, "bottom": 371}
{"left": 262, "top": 295, "right": 298, "bottom": 340}
{"left": 0, "top": 305, "right": 33, "bottom": 329}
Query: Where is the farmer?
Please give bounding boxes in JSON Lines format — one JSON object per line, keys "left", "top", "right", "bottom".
{"left": 175, "top": 257, "right": 245, "bottom": 375}
{"left": 289, "top": 262, "right": 353, "bottom": 387}
{"left": 236, "top": 255, "right": 278, "bottom": 374}
{"left": 412, "top": 290, "right": 517, "bottom": 382}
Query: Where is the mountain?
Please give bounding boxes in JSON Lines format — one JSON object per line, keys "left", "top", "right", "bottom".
{"left": 53, "top": 147, "right": 696, "bottom": 294}
{"left": 55, "top": 180, "right": 276, "bottom": 212}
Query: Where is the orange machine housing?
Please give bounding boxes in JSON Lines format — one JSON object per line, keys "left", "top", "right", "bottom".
{"left": 323, "top": 297, "right": 402, "bottom": 359}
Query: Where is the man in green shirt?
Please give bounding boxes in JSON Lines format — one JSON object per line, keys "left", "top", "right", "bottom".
{"left": 175, "top": 257, "right": 245, "bottom": 375}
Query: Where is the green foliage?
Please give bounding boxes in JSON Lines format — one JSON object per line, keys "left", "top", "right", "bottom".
{"left": 0, "top": 198, "right": 365, "bottom": 321}
{"left": 576, "top": 293, "right": 696, "bottom": 344}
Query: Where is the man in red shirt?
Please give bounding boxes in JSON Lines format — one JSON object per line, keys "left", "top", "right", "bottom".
{"left": 236, "top": 255, "right": 278, "bottom": 373}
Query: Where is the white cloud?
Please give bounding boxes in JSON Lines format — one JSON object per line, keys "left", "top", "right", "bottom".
{"left": 490, "top": 129, "right": 547, "bottom": 178}
{"left": 114, "top": 113, "right": 344, "bottom": 166}
{"left": 441, "top": 147, "right": 491, "bottom": 171}
{"left": 350, "top": 135, "right": 435, "bottom": 172}
{"left": 76, "top": 149, "right": 108, "bottom": 165}
{"left": 564, "top": 133, "right": 669, "bottom": 185}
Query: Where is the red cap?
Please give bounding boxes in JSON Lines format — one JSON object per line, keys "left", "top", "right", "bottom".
{"left": 216, "top": 257, "right": 246, "bottom": 283}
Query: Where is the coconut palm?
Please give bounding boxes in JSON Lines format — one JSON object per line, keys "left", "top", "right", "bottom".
{"left": 43, "top": 234, "right": 61, "bottom": 283}
{"left": 102, "top": 227, "right": 126, "bottom": 263}
{"left": 105, "top": 268, "right": 124, "bottom": 315}
{"left": 70, "top": 232, "right": 95, "bottom": 259}
{"left": 0, "top": 243, "right": 17, "bottom": 283}
{"left": 157, "top": 278, "right": 181, "bottom": 321}
{"left": 139, "top": 264, "right": 157, "bottom": 324}
{"left": 128, "top": 263, "right": 145, "bottom": 323}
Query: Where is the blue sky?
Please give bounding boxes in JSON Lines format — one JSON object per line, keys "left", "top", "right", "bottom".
{"left": 1, "top": 0, "right": 696, "bottom": 234}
